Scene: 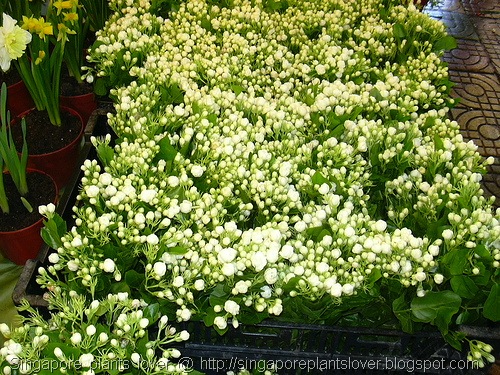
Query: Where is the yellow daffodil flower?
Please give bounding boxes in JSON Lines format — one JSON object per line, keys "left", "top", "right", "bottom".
{"left": 53, "top": 0, "right": 73, "bottom": 15}
{"left": 57, "top": 23, "right": 76, "bottom": 42}
{"left": 63, "top": 12, "right": 79, "bottom": 23}
{"left": 0, "top": 13, "right": 32, "bottom": 72}
{"left": 21, "top": 16, "right": 53, "bottom": 41}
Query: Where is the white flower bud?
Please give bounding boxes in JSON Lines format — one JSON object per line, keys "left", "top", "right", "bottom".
{"left": 191, "top": 165, "right": 204, "bottom": 177}
{"left": 86, "top": 325, "right": 96, "bottom": 336}
{"left": 194, "top": 279, "right": 205, "bottom": 291}
{"left": 140, "top": 189, "right": 157, "bottom": 203}
{"left": 70, "top": 332, "right": 82, "bottom": 345}
{"left": 131, "top": 353, "right": 141, "bottom": 365}
{"left": 146, "top": 234, "right": 159, "bottom": 245}
{"left": 102, "top": 258, "right": 115, "bottom": 273}
{"left": 214, "top": 316, "right": 227, "bottom": 330}
{"left": 153, "top": 262, "right": 167, "bottom": 277}
{"left": 179, "top": 330, "right": 190, "bottom": 341}
{"left": 139, "top": 318, "right": 149, "bottom": 329}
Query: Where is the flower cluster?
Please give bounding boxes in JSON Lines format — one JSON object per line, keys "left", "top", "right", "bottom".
{"left": 2, "top": 0, "right": 499, "bottom": 372}
{"left": 0, "top": 290, "right": 190, "bottom": 375}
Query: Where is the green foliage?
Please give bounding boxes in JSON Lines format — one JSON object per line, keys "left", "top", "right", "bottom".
{"left": 0, "top": 82, "right": 30, "bottom": 214}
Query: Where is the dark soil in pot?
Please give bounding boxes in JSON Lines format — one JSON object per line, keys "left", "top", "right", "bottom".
{"left": 12, "top": 109, "right": 82, "bottom": 155}
{"left": 0, "top": 172, "right": 56, "bottom": 231}
{"left": 60, "top": 66, "right": 94, "bottom": 97}
{"left": 0, "top": 69, "right": 23, "bottom": 86}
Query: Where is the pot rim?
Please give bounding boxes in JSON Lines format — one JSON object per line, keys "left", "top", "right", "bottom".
{"left": 13, "top": 106, "right": 85, "bottom": 158}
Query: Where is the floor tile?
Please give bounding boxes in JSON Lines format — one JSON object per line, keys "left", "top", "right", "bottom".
{"left": 449, "top": 71, "right": 500, "bottom": 111}
{"left": 428, "top": 10, "right": 480, "bottom": 39}
{"left": 443, "top": 39, "right": 496, "bottom": 73}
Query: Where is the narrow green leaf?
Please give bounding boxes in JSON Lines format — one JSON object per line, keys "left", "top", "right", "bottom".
{"left": 166, "top": 246, "right": 188, "bottom": 255}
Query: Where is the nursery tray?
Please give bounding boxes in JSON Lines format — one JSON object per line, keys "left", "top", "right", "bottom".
{"left": 173, "top": 321, "right": 499, "bottom": 375}
{"left": 12, "top": 108, "right": 114, "bottom": 310}
{"left": 11, "top": 108, "right": 499, "bottom": 375}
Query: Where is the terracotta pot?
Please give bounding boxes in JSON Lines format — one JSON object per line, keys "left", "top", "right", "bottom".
{"left": 16, "top": 107, "right": 85, "bottom": 190}
{"left": 0, "top": 170, "right": 58, "bottom": 265}
{"left": 60, "top": 92, "right": 98, "bottom": 126}
{"left": 7, "top": 80, "right": 35, "bottom": 119}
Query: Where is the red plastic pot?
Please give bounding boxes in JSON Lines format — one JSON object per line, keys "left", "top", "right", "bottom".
{"left": 60, "top": 92, "right": 97, "bottom": 126}
{"left": 15, "top": 107, "right": 85, "bottom": 190}
{"left": 7, "top": 80, "right": 35, "bottom": 119}
{"left": 0, "top": 170, "right": 58, "bottom": 265}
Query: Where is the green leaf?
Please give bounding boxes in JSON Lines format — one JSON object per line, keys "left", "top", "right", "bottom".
{"left": 456, "top": 310, "right": 479, "bottom": 325}
{"left": 393, "top": 294, "right": 413, "bottom": 333}
{"left": 209, "top": 284, "right": 228, "bottom": 306}
{"left": 165, "top": 246, "right": 188, "bottom": 255}
{"left": 433, "top": 35, "right": 457, "bottom": 52}
{"left": 231, "top": 85, "right": 245, "bottom": 95}
{"left": 157, "top": 136, "right": 178, "bottom": 161}
{"left": 443, "top": 332, "right": 463, "bottom": 351}
{"left": 483, "top": 284, "right": 500, "bottom": 321}
{"left": 238, "top": 311, "right": 269, "bottom": 325}
{"left": 125, "top": 270, "right": 145, "bottom": 286}
{"left": 42, "top": 343, "right": 80, "bottom": 360}
{"left": 312, "top": 171, "right": 328, "bottom": 185}
{"left": 393, "top": 23, "right": 406, "bottom": 38}
{"left": 95, "top": 142, "right": 114, "bottom": 167}
{"left": 282, "top": 276, "right": 302, "bottom": 293}
{"left": 203, "top": 307, "right": 216, "bottom": 327}
{"left": 110, "top": 282, "right": 131, "bottom": 295}
{"left": 100, "top": 243, "right": 118, "bottom": 259}
{"left": 441, "top": 248, "right": 470, "bottom": 276}
{"left": 94, "top": 78, "right": 108, "bottom": 96}
{"left": 144, "top": 303, "right": 161, "bottom": 325}
{"left": 369, "top": 87, "right": 383, "bottom": 101}
{"left": 200, "top": 17, "right": 212, "bottom": 31}
{"left": 162, "top": 83, "right": 184, "bottom": 105}
{"left": 411, "top": 291, "right": 461, "bottom": 334}
{"left": 470, "top": 262, "right": 491, "bottom": 286}
{"left": 434, "top": 134, "right": 444, "bottom": 151}
{"left": 474, "top": 245, "right": 493, "bottom": 262}
{"left": 41, "top": 214, "right": 67, "bottom": 249}
{"left": 450, "top": 276, "right": 479, "bottom": 299}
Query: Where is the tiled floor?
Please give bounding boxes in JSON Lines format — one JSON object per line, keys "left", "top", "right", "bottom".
{"left": 425, "top": 0, "right": 500, "bottom": 204}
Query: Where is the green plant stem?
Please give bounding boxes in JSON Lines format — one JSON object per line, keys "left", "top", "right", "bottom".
{"left": 0, "top": 159, "right": 9, "bottom": 214}
{"left": 15, "top": 58, "right": 45, "bottom": 111}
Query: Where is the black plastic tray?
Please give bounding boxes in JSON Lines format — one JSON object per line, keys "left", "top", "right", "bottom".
{"left": 173, "top": 321, "right": 499, "bottom": 374}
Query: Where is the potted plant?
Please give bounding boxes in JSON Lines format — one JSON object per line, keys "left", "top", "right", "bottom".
{"left": 1, "top": 3, "right": 86, "bottom": 189}
{"left": 0, "top": 83, "right": 57, "bottom": 265}
{"left": 59, "top": 0, "right": 98, "bottom": 125}
{"left": 0, "top": 10, "right": 34, "bottom": 117}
